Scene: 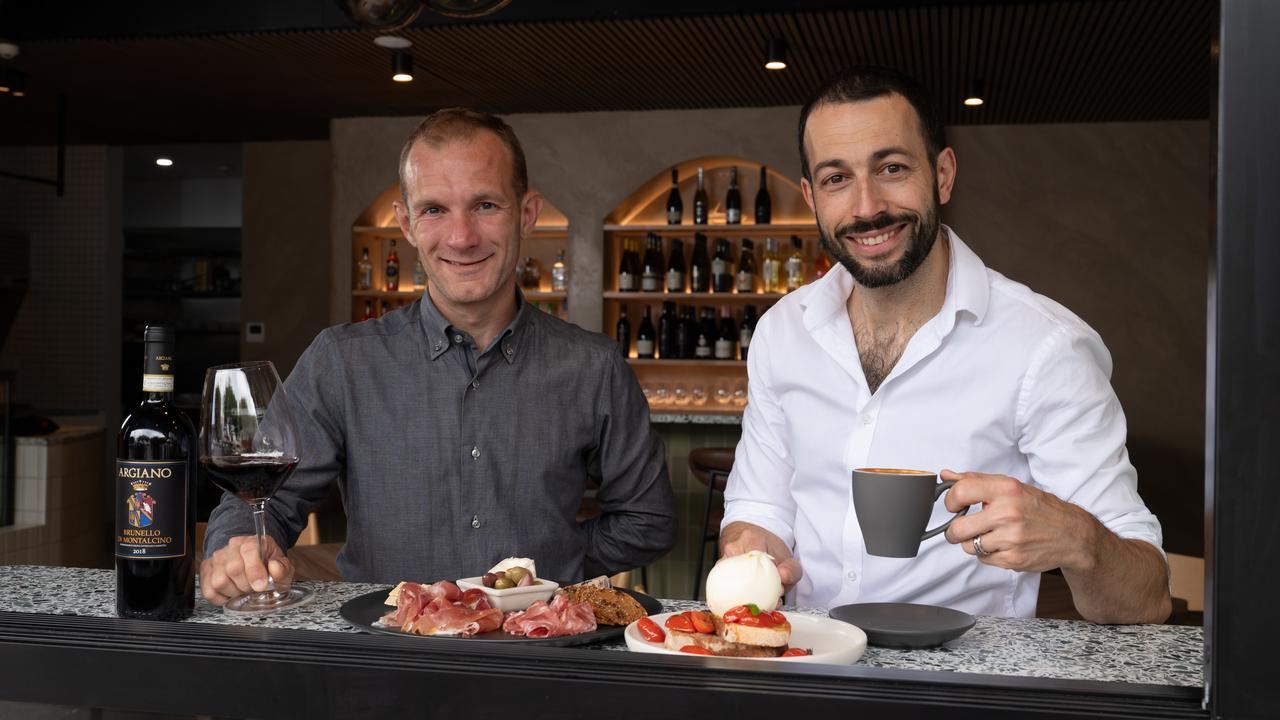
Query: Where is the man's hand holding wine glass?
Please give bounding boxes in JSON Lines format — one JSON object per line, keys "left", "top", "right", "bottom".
{"left": 199, "top": 535, "right": 295, "bottom": 607}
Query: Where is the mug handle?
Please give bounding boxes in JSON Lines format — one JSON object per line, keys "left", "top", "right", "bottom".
{"left": 920, "top": 479, "right": 969, "bottom": 541}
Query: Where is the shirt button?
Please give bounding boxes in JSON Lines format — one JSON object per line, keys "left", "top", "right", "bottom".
{"left": 471, "top": 380, "right": 479, "bottom": 389}
{"left": 847, "top": 571, "right": 859, "bottom": 582}
{"left": 433, "top": 342, "right": 442, "bottom": 351}
{"left": 454, "top": 334, "right": 464, "bottom": 343}
{"left": 505, "top": 347, "right": 513, "bottom": 356}
{"left": 471, "top": 446, "right": 480, "bottom": 459}
{"left": 861, "top": 414, "right": 873, "bottom": 425}
{"left": 471, "top": 515, "right": 481, "bottom": 529}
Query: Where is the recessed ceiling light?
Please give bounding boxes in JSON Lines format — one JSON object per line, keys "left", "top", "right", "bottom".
{"left": 392, "top": 51, "right": 414, "bottom": 82}
{"left": 964, "top": 79, "right": 985, "bottom": 107}
{"left": 765, "top": 38, "right": 787, "bottom": 71}
{"left": 155, "top": 157, "right": 174, "bottom": 167}
{"left": 373, "top": 35, "right": 412, "bottom": 49}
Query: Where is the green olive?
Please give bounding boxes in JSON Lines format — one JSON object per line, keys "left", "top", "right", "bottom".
{"left": 504, "top": 566, "right": 529, "bottom": 583}
{"left": 493, "top": 576, "right": 516, "bottom": 590}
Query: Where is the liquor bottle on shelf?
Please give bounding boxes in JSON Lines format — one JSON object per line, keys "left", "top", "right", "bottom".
{"left": 693, "top": 167, "right": 709, "bottom": 226}
{"left": 725, "top": 166, "right": 742, "bottom": 225}
{"left": 786, "top": 235, "right": 807, "bottom": 292}
{"left": 666, "top": 167, "right": 683, "bottom": 225}
{"left": 379, "top": 301, "right": 390, "bottom": 317}
{"left": 690, "top": 234, "right": 711, "bottom": 293}
{"left": 618, "top": 239, "right": 638, "bottom": 292}
{"left": 385, "top": 239, "right": 400, "bottom": 292}
{"left": 356, "top": 248, "right": 374, "bottom": 290}
{"left": 519, "top": 256, "right": 542, "bottom": 290}
{"left": 715, "top": 306, "right": 737, "bottom": 360}
{"left": 551, "top": 249, "right": 567, "bottom": 292}
{"left": 658, "top": 301, "right": 677, "bottom": 359}
{"left": 412, "top": 259, "right": 427, "bottom": 291}
{"left": 761, "top": 237, "right": 782, "bottom": 293}
{"left": 740, "top": 305, "right": 758, "bottom": 361}
{"left": 666, "top": 239, "right": 686, "bottom": 293}
{"left": 711, "top": 238, "right": 733, "bottom": 293}
{"left": 675, "top": 305, "right": 696, "bottom": 359}
{"left": 813, "top": 238, "right": 833, "bottom": 279}
{"left": 641, "top": 234, "right": 664, "bottom": 292}
{"left": 116, "top": 325, "right": 196, "bottom": 621}
{"left": 616, "top": 305, "right": 631, "bottom": 357}
{"left": 755, "top": 165, "right": 772, "bottom": 224}
{"left": 636, "top": 306, "right": 656, "bottom": 359}
{"left": 362, "top": 300, "right": 375, "bottom": 321}
{"left": 736, "top": 238, "right": 757, "bottom": 293}
{"left": 695, "top": 306, "right": 716, "bottom": 358}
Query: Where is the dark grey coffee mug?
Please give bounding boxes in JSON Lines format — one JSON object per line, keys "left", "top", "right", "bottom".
{"left": 852, "top": 468, "right": 969, "bottom": 558}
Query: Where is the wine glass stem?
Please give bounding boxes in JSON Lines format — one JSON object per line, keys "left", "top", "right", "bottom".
{"left": 251, "top": 500, "right": 276, "bottom": 592}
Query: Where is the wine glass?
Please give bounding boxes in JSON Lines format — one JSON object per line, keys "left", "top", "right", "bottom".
{"left": 200, "top": 361, "right": 313, "bottom": 613}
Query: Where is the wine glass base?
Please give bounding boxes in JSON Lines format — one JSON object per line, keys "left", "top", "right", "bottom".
{"left": 223, "top": 585, "right": 315, "bottom": 615}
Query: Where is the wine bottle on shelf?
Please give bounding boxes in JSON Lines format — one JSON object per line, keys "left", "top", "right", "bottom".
{"left": 616, "top": 305, "right": 632, "bottom": 357}
{"left": 658, "top": 301, "right": 677, "bottom": 359}
{"left": 618, "top": 239, "right": 638, "bottom": 292}
{"left": 666, "top": 239, "right": 686, "bottom": 293}
{"left": 362, "top": 300, "right": 374, "bottom": 321}
{"left": 379, "top": 301, "right": 390, "bottom": 317}
{"left": 675, "top": 305, "right": 696, "bottom": 359}
{"left": 760, "top": 237, "right": 782, "bottom": 293}
{"left": 551, "top": 249, "right": 567, "bottom": 292}
{"left": 693, "top": 167, "right": 709, "bottom": 226}
{"left": 740, "top": 305, "right": 758, "bottom": 361}
{"left": 356, "top": 248, "right": 373, "bottom": 290}
{"left": 711, "top": 238, "right": 733, "bottom": 293}
{"left": 715, "top": 306, "right": 737, "bottom": 360}
{"left": 695, "top": 306, "right": 716, "bottom": 358}
{"left": 116, "top": 325, "right": 196, "bottom": 621}
{"left": 412, "top": 259, "right": 427, "bottom": 291}
{"left": 385, "top": 239, "right": 400, "bottom": 291}
{"left": 736, "top": 238, "right": 757, "bottom": 293}
{"left": 641, "top": 234, "right": 664, "bottom": 292}
{"left": 666, "top": 168, "right": 683, "bottom": 225}
{"left": 725, "top": 166, "right": 742, "bottom": 225}
{"left": 813, "top": 238, "right": 833, "bottom": 279}
{"left": 636, "top": 306, "right": 657, "bottom": 359}
{"left": 755, "top": 165, "right": 772, "bottom": 224}
{"left": 690, "top": 234, "right": 711, "bottom": 293}
{"left": 786, "top": 235, "right": 807, "bottom": 292}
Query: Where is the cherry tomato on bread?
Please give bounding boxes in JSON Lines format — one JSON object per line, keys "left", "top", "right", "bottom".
{"left": 637, "top": 617, "right": 665, "bottom": 643}
{"left": 781, "top": 648, "right": 812, "bottom": 657}
{"left": 688, "top": 610, "right": 715, "bottom": 634}
{"left": 680, "top": 645, "right": 716, "bottom": 655}
{"left": 665, "top": 614, "right": 695, "bottom": 633}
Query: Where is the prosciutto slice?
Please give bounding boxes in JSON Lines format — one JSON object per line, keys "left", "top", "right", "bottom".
{"left": 379, "top": 580, "right": 501, "bottom": 637}
{"left": 502, "top": 594, "right": 597, "bottom": 638}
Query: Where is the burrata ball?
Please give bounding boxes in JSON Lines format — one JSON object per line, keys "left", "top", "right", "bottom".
{"left": 705, "top": 550, "right": 784, "bottom": 617}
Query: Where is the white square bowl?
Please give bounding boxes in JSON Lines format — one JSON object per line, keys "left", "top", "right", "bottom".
{"left": 455, "top": 577, "right": 559, "bottom": 612}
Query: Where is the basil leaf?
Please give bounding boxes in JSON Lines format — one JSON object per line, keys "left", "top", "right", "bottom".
{"left": 746, "top": 603, "right": 761, "bottom": 615}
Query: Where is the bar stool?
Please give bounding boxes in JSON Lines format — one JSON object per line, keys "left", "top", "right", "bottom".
{"left": 689, "top": 447, "right": 735, "bottom": 600}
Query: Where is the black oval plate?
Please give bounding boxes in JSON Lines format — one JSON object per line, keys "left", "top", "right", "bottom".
{"left": 339, "top": 585, "right": 663, "bottom": 647}
{"left": 828, "top": 602, "right": 976, "bottom": 648}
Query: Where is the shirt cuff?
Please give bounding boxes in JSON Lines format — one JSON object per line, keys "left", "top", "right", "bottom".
{"left": 721, "top": 501, "right": 796, "bottom": 550}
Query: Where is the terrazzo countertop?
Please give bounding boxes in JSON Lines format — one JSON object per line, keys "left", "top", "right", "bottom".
{"left": 649, "top": 412, "right": 741, "bottom": 425}
{"left": 0, "top": 565, "right": 1202, "bottom": 687}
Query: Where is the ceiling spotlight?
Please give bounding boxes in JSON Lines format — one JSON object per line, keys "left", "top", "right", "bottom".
{"left": 9, "top": 71, "right": 23, "bottom": 97}
{"left": 964, "top": 79, "right": 985, "bottom": 107}
{"left": 392, "top": 51, "right": 414, "bottom": 82}
{"left": 765, "top": 38, "right": 787, "bottom": 71}
{"left": 373, "top": 35, "right": 412, "bottom": 49}
{"left": 155, "top": 157, "right": 174, "bottom": 167}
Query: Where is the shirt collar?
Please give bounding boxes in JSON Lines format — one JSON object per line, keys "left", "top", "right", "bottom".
{"left": 800, "top": 225, "right": 990, "bottom": 334}
{"left": 419, "top": 286, "right": 529, "bottom": 363}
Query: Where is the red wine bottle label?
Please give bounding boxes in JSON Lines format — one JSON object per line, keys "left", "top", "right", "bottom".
{"left": 115, "top": 460, "right": 188, "bottom": 559}
{"left": 142, "top": 374, "right": 174, "bottom": 393}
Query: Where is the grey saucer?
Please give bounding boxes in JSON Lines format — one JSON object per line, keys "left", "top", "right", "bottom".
{"left": 828, "top": 602, "right": 976, "bottom": 648}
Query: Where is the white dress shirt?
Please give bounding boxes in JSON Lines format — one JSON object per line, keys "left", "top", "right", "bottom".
{"left": 722, "top": 227, "right": 1163, "bottom": 617}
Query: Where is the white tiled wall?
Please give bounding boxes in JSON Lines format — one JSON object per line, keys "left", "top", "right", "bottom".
{"left": 0, "top": 429, "right": 108, "bottom": 567}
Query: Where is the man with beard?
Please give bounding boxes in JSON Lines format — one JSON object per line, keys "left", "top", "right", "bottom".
{"left": 718, "top": 67, "right": 1170, "bottom": 623}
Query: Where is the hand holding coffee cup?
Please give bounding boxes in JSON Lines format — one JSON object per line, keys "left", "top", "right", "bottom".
{"left": 852, "top": 468, "right": 971, "bottom": 558}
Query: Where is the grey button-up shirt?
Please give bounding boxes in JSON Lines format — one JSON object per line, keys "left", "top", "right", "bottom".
{"left": 205, "top": 292, "right": 677, "bottom": 583}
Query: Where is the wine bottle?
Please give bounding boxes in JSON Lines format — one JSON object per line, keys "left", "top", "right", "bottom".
{"left": 379, "top": 300, "right": 389, "bottom": 317}
{"left": 116, "top": 325, "right": 196, "bottom": 621}
{"left": 813, "top": 238, "right": 833, "bottom": 279}
{"left": 362, "top": 300, "right": 374, "bottom": 321}
{"left": 636, "top": 306, "right": 656, "bottom": 359}
{"left": 690, "top": 234, "right": 711, "bottom": 293}
{"left": 711, "top": 238, "right": 733, "bottom": 293}
{"left": 755, "top": 165, "right": 772, "bottom": 224}
{"left": 641, "top": 234, "right": 663, "bottom": 292}
{"left": 658, "top": 301, "right": 677, "bottom": 359}
{"left": 412, "top": 259, "right": 427, "bottom": 291}
{"left": 725, "top": 166, "right": 742, "bottom": 225}
{"left": 618, "top": 239, "right": 637, "bottom": 292}
{"left": 715, "top": 306, "right": 737, "bottom": 360}
{"left": 385, "top": 239, "right": 400, "bottom": 292}
{"left": 736, "top": 238, "right": 757, "bottom": 293}
{"left": 551, "top": 249, "right": 567, "bottom": 292}
{"left": 356, "top": 248, "right": 373, "bottom": 290}
{"left": 665, "top": 239, "right": 686, "bottom": 293}
{"left": 695, "top": 306, "right": 715, "bottom": 358}
{"left": 616, "top": 305, "right": 631, "bottom": 357}
{"left": 693, "top": 167, "right": 709, "bottom": 226}
{"left": 760, "top": 237, "right": 782, "bottom": 293}
{"left": 786, "top": 235, "right": 807, "bottom": 291}
{"left": 675, "top": 305, "right": 696, "bottom": 359}
{"left": 666, "top": 168, "right": 683, "bottom": 225}
{"left": 740, "top": 305, "right": 758, "bottom": 361}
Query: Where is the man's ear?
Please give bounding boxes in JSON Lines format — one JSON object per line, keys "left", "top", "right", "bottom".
{"left": 521, "top": 190, "right": 544, "bottom": 237}
{"left": 801, "top": 176, "right": 816, "bottom": 215}
{"left": 935, "top": 147, "right": 957, "bottom": 205}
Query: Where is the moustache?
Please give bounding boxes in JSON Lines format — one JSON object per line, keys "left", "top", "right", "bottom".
{"left": 834, "top": 212, "right": 919, "bottom": 238}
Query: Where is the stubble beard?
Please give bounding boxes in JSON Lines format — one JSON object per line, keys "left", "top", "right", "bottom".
{"left": 817, "top": 187, "right": 942, "bottom": 289}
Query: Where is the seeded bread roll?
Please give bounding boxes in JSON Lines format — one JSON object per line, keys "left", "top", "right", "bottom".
{"left": 559, "top": 582, "right": 647, "bottom": 625}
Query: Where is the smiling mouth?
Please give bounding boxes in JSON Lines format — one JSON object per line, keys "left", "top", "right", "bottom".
{"left": 845, "top": 222, "right": 908, "bottom": 248}
{"left": 441, "top": 255, "right": 493, "bottom": 268}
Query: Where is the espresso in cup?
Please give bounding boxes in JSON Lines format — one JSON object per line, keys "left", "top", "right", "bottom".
{"left": 852, "top": 468, "right": 969, "bottom": 558}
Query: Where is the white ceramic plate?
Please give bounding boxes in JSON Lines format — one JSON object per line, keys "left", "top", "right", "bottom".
{"left": 624, "top": 611, "right": 867, "bottom": 664}
{"left": 455, "top": 577, "right": 559, "bottom": 612}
